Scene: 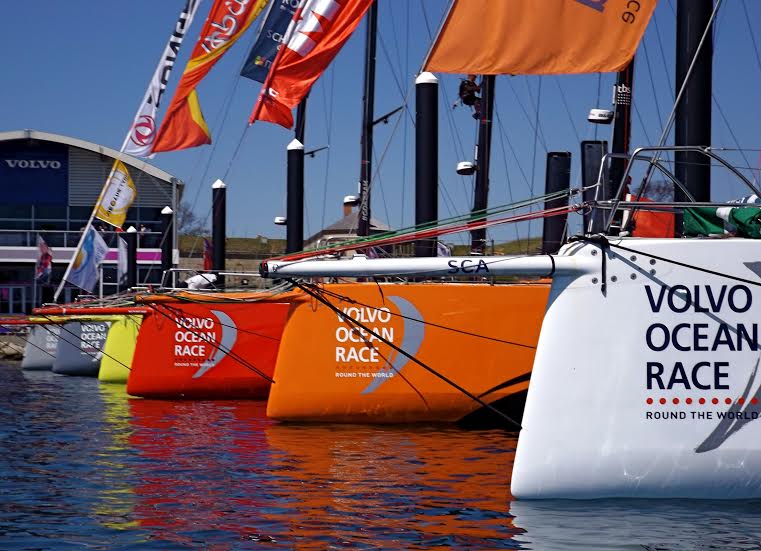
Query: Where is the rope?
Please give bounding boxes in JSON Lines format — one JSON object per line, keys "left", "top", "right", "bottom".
{"left": 307, "top": 283, "right": 538, "bottom": 349}
{"left": 147, "top": 303, "right": 275, "bottom": 383}
{"left": 292, "top": 280, "right": 522, "bottom": 429}
{"left": 270, "top": 191, "right": 577, "bottom": 262}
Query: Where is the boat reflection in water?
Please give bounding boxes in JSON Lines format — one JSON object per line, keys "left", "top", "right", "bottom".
{"left": 125, "top": 398, "right": 522, "bottom": 548}
{"left": 511, "top": 499, "right": 761, "bottom": 550}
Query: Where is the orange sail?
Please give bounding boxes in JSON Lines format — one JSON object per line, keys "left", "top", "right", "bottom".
{"left": 152, "top": 0, "right": 268, "bottom": 153}
{"left": 424, "top": 0, "right": 656, "bottom": 75}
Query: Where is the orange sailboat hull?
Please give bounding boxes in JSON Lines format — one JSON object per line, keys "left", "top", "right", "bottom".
{"left": 267, "top": 282, "right": 550, "bottom": 423}
{"left": 128, "top": 298, "right": 293, "bottom": 399}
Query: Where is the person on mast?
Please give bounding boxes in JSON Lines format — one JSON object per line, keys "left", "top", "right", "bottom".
{"left": 456, "top": 74, "right": 482, "bottom": 119}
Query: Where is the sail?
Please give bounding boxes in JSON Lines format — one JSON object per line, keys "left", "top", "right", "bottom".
{"left": 424, "top": 0, "right": 657, "bottom": 75}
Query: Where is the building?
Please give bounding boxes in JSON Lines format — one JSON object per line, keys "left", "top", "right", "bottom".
{"left": 0, "top": 130, "right": 181, "bottom": 313}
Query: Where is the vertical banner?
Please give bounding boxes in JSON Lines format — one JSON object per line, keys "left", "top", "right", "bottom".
{"left": 240, "top": 0, "right": 300, "bottom": 83}
{"left": 117, "top": 236, "right": 129, "bottom": 286}
{"left": 203, "top": 238, "right": 214, "bottom": 271}
{"left": 152, "top": 0, "right": 269, "bottom": 153}
{"left": 65, "top": 228, "right": 110, "bottom": 293}
{"left": 249, "top": 0, "right": 374, "bottom": 128}
{"left": 123, "top": 0, "right": 203, "bottom": 157}
{"left": 95, "top": 160, "right": 137, "bottom": 229}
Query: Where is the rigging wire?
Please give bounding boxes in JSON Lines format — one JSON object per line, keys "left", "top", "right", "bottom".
{"left": 526, "top": 77, "right": 543, "bottom": 253}
{"left": 594, "top": 73, "right": 602, "bottom": 141}
{"left": 319, "top": 65, "right": 335, "bottom": 232}
{"left": 306, "top": 284, "right": 538, "bottom": 349}
{"left": 290, "top": 280, "right": 522, "bottom": 429}
{"left": 553, "top": 76, "right": 581, "bottom": 144}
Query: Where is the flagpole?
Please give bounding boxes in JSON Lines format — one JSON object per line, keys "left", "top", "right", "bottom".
{"left": 53, "top": 161, "right": 118, "bottom": 302}
{"left": 53, "top": 0, "right": 201, "bottom": 302}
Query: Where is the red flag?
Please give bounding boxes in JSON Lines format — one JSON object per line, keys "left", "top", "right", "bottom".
{"left": 152, "top": 0, "right": 268, "bottom": 153}
{"left": 203, "top": 238, "right": 214, "bottom": 271}
{"left": 249, "top": 0, "right": 374, "bottom": 128}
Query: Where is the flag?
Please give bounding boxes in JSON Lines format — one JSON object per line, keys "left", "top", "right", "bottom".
{"left": 95, "top": 160, "right": 137, "bottom": 229}
{"left": 35, "top": 235, "right": 53, "bottom": 283}
{"left": 249, "top": 0, "right": 374, "bottom": 128}
{"left": 117, "top": 236, "right": 128, "bottom": 285}
{"left": 152, "top": 0, "right": 269, "bottom": 153}
{"left": 240, "top": 0, "right": 299, "bottom": 83}
{"left": 203, "top": 238, "right": 214, "bottom": 271}
{"left": 122, "top": 0, "right": 202, "bottom": 157}
{"left": 65, "top": 227, "right": 110, "bottom": 293}
{"left": 424, "top": 0, "right": 656, "bottom": 75}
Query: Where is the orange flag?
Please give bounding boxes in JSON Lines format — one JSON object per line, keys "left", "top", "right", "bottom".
{"left": 424, "top": 0, "right": 657, "bottom": 75}
{"left": 249, "top": 0, "right": 374, "bottom": 128}
{"left": 152, "top": 0, "right": 268, "bottom": 153}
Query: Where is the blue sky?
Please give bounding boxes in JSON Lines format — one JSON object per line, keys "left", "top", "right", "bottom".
{"left": 2, "top": 0, "right": 761, "bottom": 246}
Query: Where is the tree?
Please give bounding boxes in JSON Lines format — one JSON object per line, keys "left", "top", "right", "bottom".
{"left": 176, "top": 201, "right": 208, "bottom": 236}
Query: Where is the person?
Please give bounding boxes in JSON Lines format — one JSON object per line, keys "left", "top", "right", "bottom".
{"left": 457, "top": 74, "right": 481, "bottom": 119}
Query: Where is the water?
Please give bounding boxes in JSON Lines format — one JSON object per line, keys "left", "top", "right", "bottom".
{"left": 3, "top": 365, "right": 761, "bottom": 550}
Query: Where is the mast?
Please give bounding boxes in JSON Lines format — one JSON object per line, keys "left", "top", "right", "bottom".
{"left": 357, "top": 1, "right": 378, "bottom": 237}
{"left": 607, "top": 59, "right": 634, "bottom": 234}
{"left": 674, "top": 0, "right": 712, "bottom": 212}
{"left": 470, "top": 75, "right": 495, "bottom": 255}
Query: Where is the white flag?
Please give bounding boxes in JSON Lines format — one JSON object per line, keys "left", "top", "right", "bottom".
{"left": 122, "top": 0, "right": 202, "bottom": 157}
{"left": 117, "top": 236, "right": 128, "bottom": 286}
{"left": 65, "top": 227, "right": 110, "bottom": 293}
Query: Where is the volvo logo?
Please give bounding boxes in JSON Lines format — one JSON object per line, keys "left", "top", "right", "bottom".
{"left": 4, "top": 159, "right": 62, "bottom": 169}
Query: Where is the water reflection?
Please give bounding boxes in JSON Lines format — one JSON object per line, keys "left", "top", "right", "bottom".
{"left": 124, "top": 398, "right": 520, "bottom": 548}
{"left": 5, "top": 365, "right": 761, "bottom": 549}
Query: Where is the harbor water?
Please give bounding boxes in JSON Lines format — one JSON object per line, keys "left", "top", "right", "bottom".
{"left": 3, "top": 365, "right": 761, "bottom": 550}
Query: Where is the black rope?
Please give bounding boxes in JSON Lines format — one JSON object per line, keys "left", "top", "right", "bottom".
{"left": 38, "top": 316, "right": 132, "bottom": 371}
{"left": 1, "top": 325, "right": 56, "bottom": 359}
{"left": 291, "top": 279, "right": 522, "bottom": 429}
{"left": 148, "top": 304, "right": 275, "bottom": 384}
{"left": 159, "top": 300, "right": 283, "bottom": 343}
{"left": 607, "top": 241, "right": 761, "bottom": 288}
{"left": 305, "top": 282, "right": 539, "bottom": 350}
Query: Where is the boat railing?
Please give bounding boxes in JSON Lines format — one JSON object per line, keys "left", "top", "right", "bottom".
{"left": 159, "top": 268, "right": 270, "bottom": 291}
{"left": 588, "top": 145, "right": 761, "bottom": 235}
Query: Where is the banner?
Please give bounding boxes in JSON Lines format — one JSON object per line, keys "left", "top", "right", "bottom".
{"left": 249, "top": 0, "right": 374, "bottom": 128}
{"left": 65, "top": 227, "right": 110, "bottom": 293}
{"left": 152, "top": 0, "right": 269, "bottom": 153}
{"left": 123, "top": 0, "right": 202, "bottom": 157}
{"left": 424, "top": 0, "right": 657, "bottom": 75}
{"left": 94, "top": 160, "right": 137, "bottom": 229}
{"left": 203, "top": 238, "right": 214, "bottom": 271}
{"left": 240, "top": 0, "right": 299, "bottom": 83}
{"left": 117, "top": 236, "right": 128, "bottom": 285}
{"left": 35, "top": 235, "right": 53, "bottom": 283}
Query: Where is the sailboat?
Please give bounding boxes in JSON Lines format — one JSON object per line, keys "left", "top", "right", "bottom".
{"left": 260, "top": 0, "right": 761, "bottom": 499}
{"left": 253, "top": 1, "right": 554, "bottom": 424}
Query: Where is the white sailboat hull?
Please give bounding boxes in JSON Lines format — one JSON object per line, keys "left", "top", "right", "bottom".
{"left": 512, "top": 237, "right": 761, "bottom": 499}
